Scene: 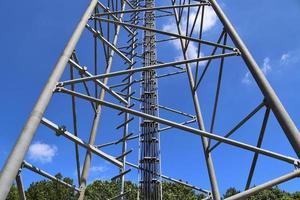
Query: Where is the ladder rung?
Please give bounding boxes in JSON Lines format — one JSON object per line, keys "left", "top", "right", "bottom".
{"left": 118, "top": 104, "right": 135, "bottom": 115}
{"left": 116, "top": 117, "right": 134, "bottom": 130}
{"left": 111, "top": 169, "right": 131, "bottom": 181}
{"left": 115, "top": 133, "right": 134, "bottom": 145}
{"left": 116, "top": 149, "right": 133, "bottom": 160}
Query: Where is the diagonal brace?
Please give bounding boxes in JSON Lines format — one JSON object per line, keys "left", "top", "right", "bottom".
{"left": 86, "top": 24, "right": 132, "bottom": 64}
{"left": 69, "top": 59, "right": 128, "bottom": 104}
{"left": 41, "top": 117, "right": 123, "bottom": 168}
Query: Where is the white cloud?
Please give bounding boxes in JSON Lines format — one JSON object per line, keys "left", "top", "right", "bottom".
{"left": 280, "top": 50, "right": 300, "bottom": 66}
{"left": 88, "top": 164, "right": 110, "bottom": 182}
{"left": 28, "top": 142, "right": 57, "bottom": 163}
{"left": 280, "top": 53, "right": 290, "bottom": 64}
{"left": 261, "top": 57, "right": 271, "bottom": 75}
{"left": 162, "top": 6, "right": 217, "bottom": 65}
{"left": 163, "top": 7, "right": 217, "bottom": 34}
{"left": 74, "top": 164, "right": 108, "bottom": 177}
{"left": 242, "top": 72, "right": 252, "bottom": 85}
{"left": 242, "top": 57, "right": 272, "bottom": 85}
{"left": 90, "top": 165, "right": 108, "bottom": 174}
{"left": 188, "top": 6, "right": 218, "bottom": 33}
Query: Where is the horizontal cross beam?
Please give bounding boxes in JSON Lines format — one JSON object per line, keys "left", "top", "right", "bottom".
{"left": 92, "top": 17, "right": 236, "bottom": 51}
{"left": 95, "top": 2, "right": 210, "bottom": 16}
{"left": 56, "top": 87, "right": 300, "bottom": 166}
{"left": 60, "top": 52, "right": 238, "bottom": 86}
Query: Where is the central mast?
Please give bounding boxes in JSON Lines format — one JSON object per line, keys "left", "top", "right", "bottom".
{"left": 139, "top": 0, "right": 162, "bottom": 199}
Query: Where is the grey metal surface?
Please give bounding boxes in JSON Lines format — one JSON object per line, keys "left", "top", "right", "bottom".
{"left": 15, "top": 173, "right": 26, "bottom": 200}
{"left": 170, "top": 1, "right": 220, "bottom": 199}
{"left": 225, "top": 169, "right": 300, "bottom": 200}
{"left": 41, "top": 118, "right": 123, "bottom": 167}
{"left": 0, "top": 0, "right": 98, "bottom": 198}
{"left": 57, "top": 87, "right": 300, "bottom": 165}
{"left": 139, "top": 0, "right": 162, "bottom": 199}
{"left": 1, "top": 1, "right": 299, "bottom": 199}
{"left": 22, "top": 161, "right": 80, "bottom": 192}
{"left": 60, "top": 52, "right": 238, "bottom": 86}
{"left": 209, "top": 0, "right": 300, "bottom": 158}
{"left": 77, "top": 2, "right": 128, "bottom": 199}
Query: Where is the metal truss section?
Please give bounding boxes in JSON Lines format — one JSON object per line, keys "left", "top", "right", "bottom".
{"left": 0, "top": 0, "right": 299, "bottom": 200}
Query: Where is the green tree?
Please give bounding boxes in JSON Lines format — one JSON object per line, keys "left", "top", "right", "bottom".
{"left": 6, "top": 184, "right": 18, "bottom": 200}
{"left": 85, "top": 180, "right": 138, "bottom": 200}
{"left": 223, "top": 187, "right": 240, "bottom": 199}
{"left": 25, "top": 173, "right": 77, "bottom": 200}
{"left": 162, "top": 182, "right": 205, "bottom": 200}
{"left": 6, "top": 175, "right": 300, "bottom": 200}
{"left": 124, "top": 181, "right": 138, "bottom": 200}
{"left": 248, "top": 187, "right": 292, "bottom": 200}
{"left": 85, "top": 180, "right": 119, "bottom": 200}
{"left": 292, "top": 192, "right": 300, "bottom": 200}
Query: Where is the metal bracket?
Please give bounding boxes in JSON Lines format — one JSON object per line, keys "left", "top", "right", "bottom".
{"left": 56, "top": 125, "right": 66, "bottom": 136}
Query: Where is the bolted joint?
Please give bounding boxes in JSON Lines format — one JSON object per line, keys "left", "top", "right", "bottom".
{"left": 94, "top": 30, "right": 100, "bottom": 38}
{"left": 56, "top": 125, "right": 66, "bottom": 136}
{"left": 20, "top": 162, "right": 25, "bottom": 170}
{"left": 56, "top": 82, "right": 64, "bottom": 87}
{"left": 79, "top": 66, "right": 88, "bottom": 75}
{"left": 263, "top": 98, "right": 270, "bottom": 108}
{"left": 202, "top": 0, "right": 211, "bottom": 6}
{"left": 103, "top": 6, "right": 110, "bottom": 12}
{"left": 17, "top": 167, "right": 23, "bottom": 176}
{"left": 53, "top": 86, "right": 63, "bottom": 93}
{"left": 294, "top": 160, "right": 300, "bottom": 169}
{"left": 233, "top": 48, "right": 241, "bottom": 56}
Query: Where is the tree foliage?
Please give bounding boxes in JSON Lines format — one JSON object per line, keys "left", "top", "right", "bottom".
{"left": 85, "top": 180, "right": 138, "bottom": 200}
{"left": 6, "top": 175, "right": 300, "bottom": 200}
{"left": 162, "top": 182, "right": 205, "bottom": 200}
{"left": 223, "top": 186, "right": 300, "bottom": 200}
{"left": 7, "top": 173, "right": 77, "bottom": 200}
{"left": 6, "top": 185, "right": 18, "bottom": 200}
{"left": 223, "top": 187, "right": 240, "bottom": 199}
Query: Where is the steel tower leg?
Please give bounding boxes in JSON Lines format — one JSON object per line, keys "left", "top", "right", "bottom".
{"left": 77, "top": 2, "right": 127, "bottom": 199}
{"left": 16, "top": 172, "right": 26, "bottom": 200}
{"left": 209, "top": 0, "right": 300, "bottom": 158}
{"left": 0, "top": 1, "right": 98, "bottom": 199}
{"left": 171, "top": 1, "right": 221, "bottom": 199}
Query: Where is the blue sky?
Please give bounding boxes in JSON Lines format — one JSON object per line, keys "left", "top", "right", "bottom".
{"left": 0, "top": 0, "right": 300, "bottom": 196}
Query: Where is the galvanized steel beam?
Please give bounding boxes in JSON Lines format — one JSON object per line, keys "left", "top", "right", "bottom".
{"left": 0, "top": 1, "right": 98, "bottom": 198}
